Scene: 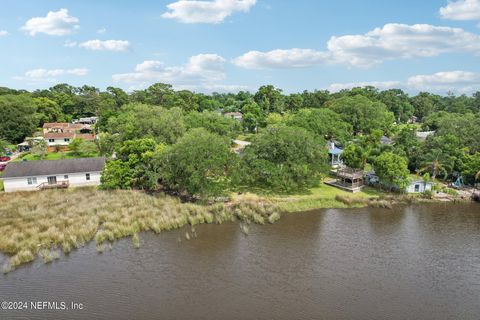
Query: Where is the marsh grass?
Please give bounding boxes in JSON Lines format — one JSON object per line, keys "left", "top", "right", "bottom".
{"left": 0, "top": 188, "right": 279, "bottom": 272}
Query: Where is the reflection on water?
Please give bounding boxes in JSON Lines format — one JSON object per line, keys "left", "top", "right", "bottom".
{"left": 1, "top": 203, "right": 479, "bottom": 320}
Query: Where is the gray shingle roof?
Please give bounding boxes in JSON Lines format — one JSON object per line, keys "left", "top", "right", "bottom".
{"left": 1, "top": 157, "right": 106, "bottom": 178}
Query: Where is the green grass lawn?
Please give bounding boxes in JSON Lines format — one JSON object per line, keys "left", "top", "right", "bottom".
{"left": 15, "top": 151, "right": 98, "bottom": 162}
{"left": 233, "top": 181, "right": 388, "bottom": 213}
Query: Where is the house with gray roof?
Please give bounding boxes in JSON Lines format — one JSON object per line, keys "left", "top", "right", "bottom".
{"left": 1, "top": 157, "right": 106, "bottom": 192}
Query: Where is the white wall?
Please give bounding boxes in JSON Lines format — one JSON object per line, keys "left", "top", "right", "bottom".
{"left": 406, "top": 181, "right": 433, "bottom": 193}
{"left": 2, "top": 171, "right": 101, "bottom": 193}
{"left": 46, "top": 138, "right": 71, "bottom": 146}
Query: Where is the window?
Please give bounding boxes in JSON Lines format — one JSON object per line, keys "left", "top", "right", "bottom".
{"left": 86, "top": 173, "right": 90, "bottom": 181}
{"left": 27, "top": 177, "right": 37, "bottom": 185}
{"left": 64, "top": 175, "right": 69, "bottom": 180}
{"left": 48, "top": 139, "right": 55, "bottom": 143}
{"left": 64, "top": 138, "right": 70, "bottom": 142}
{"left": 414, "top": 184, "right": 420, "bottom": 192}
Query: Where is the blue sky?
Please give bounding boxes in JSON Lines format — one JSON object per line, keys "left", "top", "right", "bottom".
{"left": 1, "top": 0, "right": 480, "bottom": 94}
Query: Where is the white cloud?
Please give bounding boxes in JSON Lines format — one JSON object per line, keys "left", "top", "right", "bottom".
{"left": 162, "top": 0, "right": 256, "bottom": 24}
{"left": 233, "top": 48, "right": 329, "bottom": 69}
{"left": 440, "top": 0, "right": 480, "bottom": 21}
{"left": 113, "top": 54, "right": 243, "bottom": 92}
{"left": 407, "top": 70, "right": 480, "bottom": 92}
{"left": 328, "top": 81, "right": 402, "bottom": 92}
{"left": 327, "top": 23, "right": 480, "bottom": 67}
{"left": 21, "top": 9, "right": 79, "bottom": 36}
{"left": 0, "top": 30, "right": 9, "bottom": 37}
{"left": 97, "top": 28, "right": 107, "bottom": 34}
{"left": 78, "top": 39, "right": 131, "bottom": 51}
{"left": 328, "top": 71, "right": 480, "bottom": 94}
{"left": 64, "top": 40, "right": 77, "bottom": 47}
{"left": 234, "top": 23, "right": 480, "bottom": 69}
{"left": 14, "top": 68, "right": 89, "bottom": 83}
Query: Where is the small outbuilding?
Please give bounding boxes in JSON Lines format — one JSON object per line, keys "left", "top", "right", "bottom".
{"left": 406, "top": 180, "right": 434, "bottom": 193}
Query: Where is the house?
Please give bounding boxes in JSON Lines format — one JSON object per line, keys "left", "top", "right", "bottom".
{"left": 42, "top": 122, "right": 95, "bottom": 150}
{"left": 416, "top": 131, "right": 435, "bottom": 141}
{"left": 380, "top": 135, "right": 393, "bottom": 146}
{"left": 406, "top": 180, "right": 434, "bottom": 193}
{"left": 224, "top": 112, "right": 243, "bottom": 121}
{"left": 327, "top": 142, "right": 343, "bottom": 167}
{"left": 73, "top": 116, "right": 98, "bottom": 125}
{"left": 0, "top": 157, "right": 106, "bottom": 192}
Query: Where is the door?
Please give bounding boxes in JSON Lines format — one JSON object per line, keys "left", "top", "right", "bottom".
{"left": 47, "top": 176, "right": 57, "bottom": 185}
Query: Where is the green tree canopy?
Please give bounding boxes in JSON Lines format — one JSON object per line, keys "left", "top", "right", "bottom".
{"left": 374, "top": 152, "right": 410, "bottom": 190}
{"left": 185, "top": 111, "right": 241, "bottom": 138}
{"left": 241, "top": 125, "right": 327, "bottom": 192}
{"left": 287, "top": 108, "right": 352, "bottom": 143}
{"left": 328, "top": 94, "right": 394, "bottom": 135}
{"left": 0, "top": 94, "right": 39, "bottom": 143}
{"left": 106, "top": 103, "right": 185, "bottom": 144}
{"left": 152, "top": 128, "right": 237, "bottom": 198}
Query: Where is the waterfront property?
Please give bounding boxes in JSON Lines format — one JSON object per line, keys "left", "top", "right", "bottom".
{"left": 0, "top": 157, "right": 105, "bottom": 192}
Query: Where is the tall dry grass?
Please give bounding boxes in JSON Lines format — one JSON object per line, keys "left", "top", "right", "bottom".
{"left": 0, "top": 187, "right": 280, "bottom": 272}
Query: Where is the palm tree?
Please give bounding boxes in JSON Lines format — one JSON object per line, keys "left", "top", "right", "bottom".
{"left": 420, "top": 158, "right": 447, "bottom": 180}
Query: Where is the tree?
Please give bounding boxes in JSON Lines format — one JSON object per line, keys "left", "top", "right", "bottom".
{"left": 184, "top": 111, "right": 241, "bottom": 138}
{"left": 241, "top": 125, "right": 327, "bottom": 192}
{"left": 254, "top": 85, "right": 285, "bottom": 114}
{"left": 287, "top": 108, "right": 352, "bottom": 143}
{"left": 328, "top": 95, "right": 394, "bottom": 135}
{"left": 342, "top": 143, "right": 366, "bottom": 169}
{"left": 31, "top": 140, "right": 48, "bottom": 159}
{"left": 152, "top": 129, "right": 237, "bottom": 198}
{"left": 461, "top": 152, "right": 480, "bottom": 185}
{"left": 106, "top": 103, "right": 185, "bottom": 144}
{"left": 419, "top": 134, "right": 465, "bottom": 179}
{"left": 241, "top": 102, "right": 263, "bottom": 133}
{"left": 0, "top": 139, "right": 10, "bottom": 155}
{"left": 34, "top": 97, "right": 63, "bottom": 125}
{"left": 394, "top": 125, "right": 420, "bottom": 170}
{"left": 374, "top": 152, "right": 410, "bottom": 191}
{"left": 70, "top": 138, "right": 98, "bottom": 157}
{"left": 378, "top": 89, "right": 414, "bottom": 123}
{"left": 101, "top": 138, "right": 159, "bottom": 190}
{"left": 0, "top": 94, "right": 39, "bottom": 143}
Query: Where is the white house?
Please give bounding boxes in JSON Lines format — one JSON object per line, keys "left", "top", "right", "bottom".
{"left": 1, "top": 157, "right": 106, "bottom": 192}
{"left": 406, "top": 180, "right": 434, "bottom": 193}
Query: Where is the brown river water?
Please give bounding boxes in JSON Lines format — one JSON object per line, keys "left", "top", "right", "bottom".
{"left": 1, "top": 203, "right": 479, "bottom": 320}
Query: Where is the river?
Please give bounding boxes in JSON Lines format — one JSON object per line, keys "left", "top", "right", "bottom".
{"left": 1, "top": 203, "right": 479, "bottom": 319}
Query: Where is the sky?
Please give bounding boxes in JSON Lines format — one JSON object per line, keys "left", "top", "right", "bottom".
{"left": 1, "top": 0, "right": 480, "bottom": 94}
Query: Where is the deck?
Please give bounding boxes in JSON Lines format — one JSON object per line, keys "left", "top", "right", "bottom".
{"left": 324, "top": 179, "right": 364, "bottom": 193}
{"left": 37, "top": 180, "right": 69, "bottom": 190}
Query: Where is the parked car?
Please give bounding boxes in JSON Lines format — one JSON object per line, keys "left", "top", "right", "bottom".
{"left": 0, "top": 156, "right": 11, "bottom": 162}
{"left": 0, "top": 164, "right": 6, "bottom": 171}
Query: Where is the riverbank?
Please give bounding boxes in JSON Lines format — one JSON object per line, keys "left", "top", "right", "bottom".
{"left": 0, "top": 185, "right": 472, "bottom": 272}
{"left": 0, "top": 188, "right": 281, "bottom": 272}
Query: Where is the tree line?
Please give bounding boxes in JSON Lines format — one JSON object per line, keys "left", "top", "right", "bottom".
{"left": 0, "top": 83, "right": 479, "bottom": 198}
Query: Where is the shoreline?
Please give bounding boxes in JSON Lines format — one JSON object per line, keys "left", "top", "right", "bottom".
{"left": 0, "top": 187, "right": 475, "bottom": 273}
